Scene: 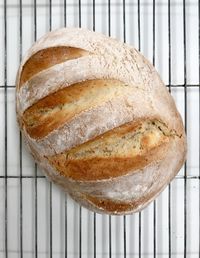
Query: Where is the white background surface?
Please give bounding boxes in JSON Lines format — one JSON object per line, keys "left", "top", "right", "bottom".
{"left": 0, "top": 0, "right": 199, "bottom": 257}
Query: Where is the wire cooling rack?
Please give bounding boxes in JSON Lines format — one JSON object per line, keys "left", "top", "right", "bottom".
{"left": 0, "top": 0, "right": 199, "bottom": 257}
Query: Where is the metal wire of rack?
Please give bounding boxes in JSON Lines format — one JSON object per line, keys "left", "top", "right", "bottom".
{"left": 0, "top": 0, "right": 199, "bottom": 257}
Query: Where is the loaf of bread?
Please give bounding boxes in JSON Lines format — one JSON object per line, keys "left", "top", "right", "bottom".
{"left": 16, "top": 27, "right": 186, "bottom": 215}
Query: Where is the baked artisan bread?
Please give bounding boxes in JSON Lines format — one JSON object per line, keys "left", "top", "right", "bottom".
{"left": 16, "top": 27, "right": 186, "bottom": 215}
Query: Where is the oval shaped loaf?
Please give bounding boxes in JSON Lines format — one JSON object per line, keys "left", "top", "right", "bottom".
{"left": 16, "top": 27, "right": 186, "bottom": 215}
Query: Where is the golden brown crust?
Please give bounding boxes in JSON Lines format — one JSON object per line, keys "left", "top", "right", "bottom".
{"left": 47, "top": 118, "right": 176, "bottom": 181}
{"left": 19, "top": 47, "right": 89, "bottom": 88}
{"left": 22, "top": 79, "right": 128, "bottom": 139}
{"left": 48, "top": 147, "right": 166, "bottom": 181}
